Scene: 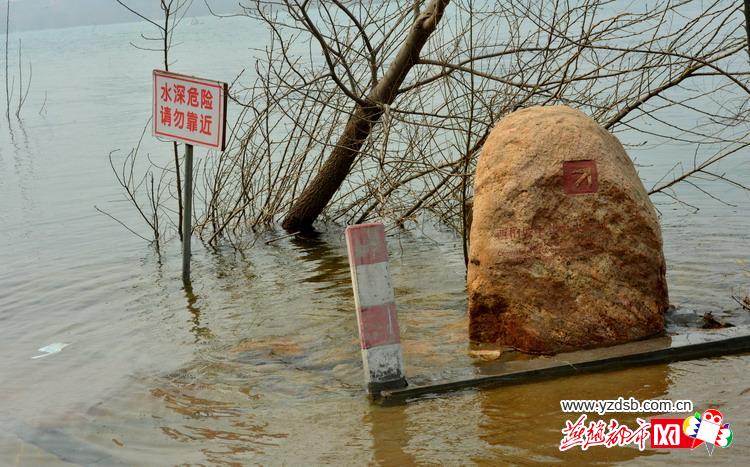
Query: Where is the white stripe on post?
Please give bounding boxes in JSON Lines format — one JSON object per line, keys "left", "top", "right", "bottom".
{"left": 345, "top": 223, "right": 407, "bottom": 395}
{"left": 354, "top": 262, "right": 395, "bottom": 308}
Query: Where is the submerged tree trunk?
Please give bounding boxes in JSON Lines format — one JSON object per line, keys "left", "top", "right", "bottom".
{"left": 281, "top": 0, "right": 450, "bottom": 232}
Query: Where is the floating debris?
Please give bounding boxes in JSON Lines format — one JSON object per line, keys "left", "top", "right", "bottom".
{"left": 228, "top": 338, "right": 303, "bottom": 357}
{"left": 702, "top": 312, "right": 735, "bottom": 329}
{"left": 731, "top": 295, "right": 750, "bottom": 312}
{"left": 31, "top": 343, "right": 69, "bottom": 359}
{"left": 468, "top": 349, "right": 503, "bottom": 361}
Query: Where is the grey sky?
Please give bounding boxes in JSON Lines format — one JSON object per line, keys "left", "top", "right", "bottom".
{"left": 3, "top": 0, "right": 242, "bottom": 32}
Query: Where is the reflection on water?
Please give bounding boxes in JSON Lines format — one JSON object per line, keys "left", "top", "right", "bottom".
{"left": 150, "top": 384, "right": 288, "bottom": 464}
{"left": 1, "top": 15, "right": 749, "bottom": 466}
{"left": 366, "top": 405, "right": 417, "bottom": 466}
{"left": 183, "top": 284, "right": 212, "bottom": 342}
{"left": 473, "top": 366, "right": 669, "bottom": 464}
{"left": 291, "top": 233, "right": 354, "bottom": 299}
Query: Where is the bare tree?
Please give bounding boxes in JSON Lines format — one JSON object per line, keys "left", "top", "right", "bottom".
{"left": 280, "top": 0, "right": 451, "bottom": 232}
{"left": 194, "top": 0, "right": 748, "bottom": 243}
{"left": 97, "top": 122, "right": 169, "bottom": 249}
{"left": 115, "top": 0, "right": 193, "bottom": 241}
{"left": 3, "top": 1, "right": 31, "bottom": 120}
{"left": 111, "top": 1, "right": 750, "bottom": 259}
{"left": 4, "top": 0, "right": 10, "bottom": 120}
{"left": 15, "top": 38, "right": 31, "bottom": 118}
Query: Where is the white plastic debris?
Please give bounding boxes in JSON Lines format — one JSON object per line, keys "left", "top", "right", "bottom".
{"left": 31, "top": 343, "right": 69, "bottom": 359}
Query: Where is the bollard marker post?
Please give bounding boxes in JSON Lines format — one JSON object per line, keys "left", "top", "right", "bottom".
{"left": 345, "top": 223, "right": 407, "bottom": 396}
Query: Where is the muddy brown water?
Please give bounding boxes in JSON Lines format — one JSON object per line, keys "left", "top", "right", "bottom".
{"left": 1, "top": 16, "right": 749, "bottom": 466}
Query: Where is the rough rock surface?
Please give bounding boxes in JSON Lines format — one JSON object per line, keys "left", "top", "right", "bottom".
{"left": 468, "top": 106, "right": 668, "bottom": 354}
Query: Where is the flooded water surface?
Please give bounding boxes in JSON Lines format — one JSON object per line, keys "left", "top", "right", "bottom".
{"left": 1, "top": 16, "right": 749, "bottom": 466}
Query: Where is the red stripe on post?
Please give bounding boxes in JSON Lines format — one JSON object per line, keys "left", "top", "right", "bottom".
{"left": 359, "top": 303, "right": 401, "bottom": 349}
{"left": 346, "top": 223, "right": 389, "bottom": 266}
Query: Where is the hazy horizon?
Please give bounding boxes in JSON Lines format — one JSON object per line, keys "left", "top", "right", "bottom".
{"left": 2, "top": 0, "right": 243, "bottom": 32}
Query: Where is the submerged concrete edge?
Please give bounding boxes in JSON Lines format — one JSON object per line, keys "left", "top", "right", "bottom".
{"left": 378, "top": 333, "right": 750, "bottom": 404}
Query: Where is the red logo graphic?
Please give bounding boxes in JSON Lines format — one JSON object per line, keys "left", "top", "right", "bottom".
{"left": 650, "top": 419, "right": 694, "bottom": 448}
{"left": 563, "top": 160, "right": 598, "bottom": 195}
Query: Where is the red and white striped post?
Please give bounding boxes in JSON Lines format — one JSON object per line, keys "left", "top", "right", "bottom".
{"left": 345, "top": 223, "right": 407, "bottom": 396}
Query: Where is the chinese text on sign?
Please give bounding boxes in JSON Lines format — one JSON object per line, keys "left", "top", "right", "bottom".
{"left": 152, "top": 70, "right": 227, "bottom": 150}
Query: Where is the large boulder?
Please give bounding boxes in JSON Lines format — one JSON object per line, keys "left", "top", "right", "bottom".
{"left": 468, "top": 106, "right": 668, "bottom": 354}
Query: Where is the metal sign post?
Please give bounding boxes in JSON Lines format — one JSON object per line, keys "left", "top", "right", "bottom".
{"left": 152, "top": 70, "right": 227, "bottom": 283}
{"left": 182, "top": 143, "right": 193, "bottom": 283}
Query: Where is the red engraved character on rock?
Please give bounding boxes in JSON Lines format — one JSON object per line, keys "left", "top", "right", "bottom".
{"left": 563, "top": 160, "right": 598, "bottom": 195}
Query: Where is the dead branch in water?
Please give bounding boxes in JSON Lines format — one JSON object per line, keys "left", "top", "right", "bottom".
{"left": 731, "top": 295, "right": 750, "bottom": 311}
{"left": 15, "top": 38, "right": 31, "bottom": 118}
{"left": 2, "top": 2, "right": 32, "bottom": 120}
{"left": 4, "top": 0, "right": 10, "bottom": 120}
{"left": 104, "top": 121, "right": 166, "bottom": 248}
{"left": 115, "top": 0, "right": 193, "bottom": 241}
